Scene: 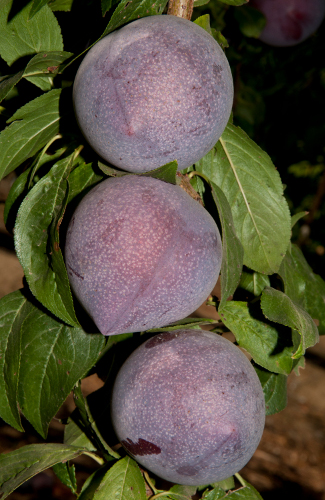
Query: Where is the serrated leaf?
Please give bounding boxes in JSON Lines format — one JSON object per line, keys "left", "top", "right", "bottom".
{"left": 49, "top": 0, "right": 74, "bottom": 11}
{"left": 78, "top": 462, "right": 115, "bottom": 500}
{"left": 4, "top": 142, "right": 65, "bottom": 232}
{"left": 0, "top": 71, "right": 24, "bottom": 104}
{"left": 194, "top": 14, "right": 212, "bottom": 33}
{"left": 0, "top": 290, "right": 105, "bottom": 438}
{"left": 29, "top": 0, "right": 51, "bottom": 19}
{"left": 279, "top": 244, "right": 325, "bottom": 335}
{"left": 73, "top": 382, "right": 120, "bottom": 459}
{"left": 226, "top": 481, "right": 263, "bottom": 499}
{"left": 233, "top": 5, "right": 266, "bottom": 38}
{"left": 98, "top": 161, "right": 178, "bottom": 185}
{"left": 0, "top": 0, "right": 63, "bottom": 71}
{"left": 52, "top": 462, "right": 77, "bottom": 494}
{"left": 0, "top": 89, "right": 62, "bottom": 181}
{"left": 202, "top": 487, "right": 226, "bottom": 500}
{"left": 14, "top": 153, "right": 80, "bottom": 326}
{"left": 254, "top": 365, "right": 287, "bottom": 415}
{"left": 219, "top": 301, "right": 293, "bottom": 374}
{"left": 198, "top": 124, "right": 291, "bottom": 274}
{"left": 239, "top": 270, "right": 270, "bottom": 296}
{"left": 102, "top": 0, "right": 168, "bottom": 37}
{"left": 92, "top": 457, "right": 147, "bottom": 500}
{"left": 26, "top": 51, "right": 72, "bottom": 78}
{"left": 261, "top": 287, "right": 319, "bottom": 358}
{"left": 64, "top": 418, "right": 97, "bottom": 451}
{"left": 166, "top": 484, "right": 197, "bottom": 500}
{"left": 0, "top": 291, "right": 30, "bottom": 431}
{"left": 212, "top": 477, "right": 235, "bottom": 490}
{"left": 0, "top": 443, "right": 85, "bottom": 499}
{"left": 210, "top": 180, "right": 244, "bottom": 306}
{"left": 68, "top": 163, "right": 104, "bottom": 204}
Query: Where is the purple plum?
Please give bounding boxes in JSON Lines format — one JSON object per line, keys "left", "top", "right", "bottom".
{"left": 73, "top": 15, "right": 233, "bottom": 172}
{"left": 64, "top": 176, "right": 222, "bottom": 335}
{"left": 250, "top": 0, "right": 325, "bottom": 47}
{"left": 111, "top": 329, "right": 265, "bottom": 485}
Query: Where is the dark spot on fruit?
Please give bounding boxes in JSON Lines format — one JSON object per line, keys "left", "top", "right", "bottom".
{"left": 145, "top": 331, "right": 177, "bottom": 348}
{"left": 176, "top": 465, "right": 199, "bottom": 476}
{"left": 121, "top": 437, "right": 161, "bottom": 456}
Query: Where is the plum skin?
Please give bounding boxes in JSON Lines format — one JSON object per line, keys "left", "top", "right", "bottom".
{"left": 111, "top": 329, "right": 265, "bottom": 485}
{"left": 64, "top": 176, "right": 222, "bottom": 336}
{"left": 250, "top": 0, "right": 325, "bottom": 47}
{"left": 73, "top": 15, "right": 233, "bottom": 173}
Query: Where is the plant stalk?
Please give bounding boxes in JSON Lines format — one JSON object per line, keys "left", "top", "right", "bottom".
{"left": 167, "top": 0, "right": 194, "bottom": 20}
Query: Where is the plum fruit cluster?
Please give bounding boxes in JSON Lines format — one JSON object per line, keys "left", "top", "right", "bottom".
{"left": 250, "top": 0, "right": 325, "bottom": 47}
{"left": 65, "top": 175, "right": 222, "bottom": 335}
{"left": 68, "top": 14, "right": 265, "bottom": 486}
{"left": 73, "top": 15, "right": 233, "bottom": 173}
{"left": 111, "top": 329, "right": 266, "bottom": 485}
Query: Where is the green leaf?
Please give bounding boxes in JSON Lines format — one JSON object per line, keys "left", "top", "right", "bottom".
{"left": 218, "top": 0, "right": 248, "bottom": 5}
{"left": 291, "top": 211, "right": 307, "bottom": 228}
{"left": 219, "top": 301, "right": 293, "bottom": 374}
{"left": 148, "top": 317, "right": 218, "bottom": 332}
{"left": 194, "top": 14, "right": 212, "bottom": 34}
{"left": 279, "top": 244, "right": 325, "bottom": 335}
{"left": 48, "top": 0, "right": 74, "bottom": 11}
{"left": 68, "top": 163, "right": 104, "bottom": 204}
{"left": 52, "top": 462, "right": 77, "bottom": 494}
{"left": 226, "top": 481, "right": 263, "bottom": 499}
{"left": 72, "top": 381, "right": 120, "bottom": 459}
{"left": 78, "top": 462, "right": 115, "bottom": 500}
{"left": 102, "top": 0, "right": 114, "bottom": 15}
{"left": 193, "top": 0, "right": 210, "bottom": 6}
{"left": 261, "top": 287, "right": 319, "bottom": 358}
{"left": 198, "top": 124, "right": 291, "bottom": 274}
{"left": 0, "top": 443, "right": 85, "bottom": 499}
{"left": 0, "top": 290, "right": 104, "bottom": 438}
{"left": 0, "top": 0, "right": 63, "bottom": 68}
{"left": 14, "top": 152, "right": 80, "bottom": 326}
{"left": 102, "top": 0, "right": 168, "bottom": 37}
{"left": 0, "top": 291, "right": 30, "bottom": 431}
{"left": 23, "top": 50, "right": 73, "bottom": 91}
{"left": 92, "top": 457, "right": 147, "bottom": 500}
{"left": 233, "top": 5, "right": 266, "bottom": 38}
{"left": 64, "top": 418, "right": 97, "bottom": 451}
{"left": 0, "top": 89, "right": 62, "bottom": 181}
{"left": 202, "top": 487, "right": 226, "bottom": 500}
{"left": 0, "top": 71, "right": 24, "bottom": 104}
{"left": 210, "top": 180, "right": 244, "bottom": 306}
{"left": 254, "top": 365, "right": 287, "bottom": 415}
{"left": 239, "top": 270, "right": 270, "bottom": 296}
{"left": 166, "top": 485, "right": 197, "bottom": 500}
{"left": 212, "top": 477, "right": 235, "bottom": 490}
{"left": 29, "top": 0, "right": 51, "bottom": 19}
{"left": 98, "top": 161, "right": 178, "bottom": 185}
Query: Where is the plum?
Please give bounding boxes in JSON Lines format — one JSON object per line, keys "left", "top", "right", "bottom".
{"left": 250, "top": 0, "right": 325, "bottom": 47}
{"left": 73, "top": 15, "right": 233, "bottom": 173}
{"left": 64, "top": 175, "right": 222, "bottom": 335}
{"left": 111, "top": 329, "right": 265, "bottom": 485}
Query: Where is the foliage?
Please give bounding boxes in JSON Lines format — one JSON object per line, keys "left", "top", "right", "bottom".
{"left": 0, "top": 0, "right": 324, "bottom": 499}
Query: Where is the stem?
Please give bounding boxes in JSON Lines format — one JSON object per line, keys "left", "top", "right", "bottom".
{"left": 83, "top": 451, "right": 105, "bottom": 465}
{"left": 235, "top": 473, "right": 246, "bottom": 487}
{"left": 167, "top": 0, "right": 194, "bottom": 20}
{"left": 149, "top": 492, "right": 171, "bottom": 500}
{"left": 143, "top": 471, "right": 160, "bottom": 496}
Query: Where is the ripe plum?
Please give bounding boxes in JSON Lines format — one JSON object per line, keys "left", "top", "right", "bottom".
{"left": 73, "top": 15, "right": 233, "bottom": 172}
{"left": 111, "top": 329, "right": 265, "bottom": 485}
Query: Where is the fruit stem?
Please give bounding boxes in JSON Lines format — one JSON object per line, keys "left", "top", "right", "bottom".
{"left": 167, "top": 0, "right": 194, "bottom": 20}
{"left": 235, "top": 472, "right": 246, "bottom": 487}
